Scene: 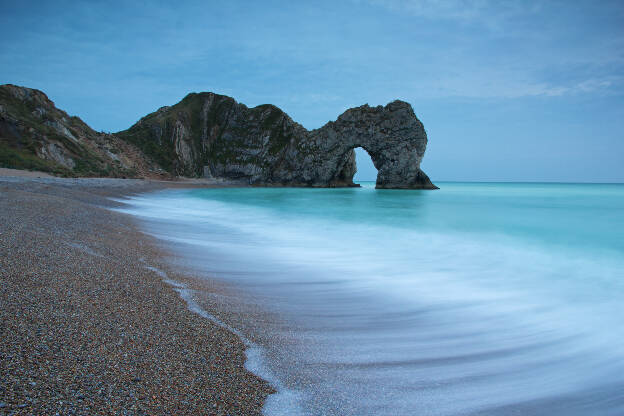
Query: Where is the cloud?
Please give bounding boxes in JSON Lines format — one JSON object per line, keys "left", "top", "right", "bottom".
{"left": 362, "top": 0, "right": 542, "bottom": 26}
{"left": 355, "top": 0, "right": 624, "bottom": 99}
{"left": 419, "top": 74, "right": 622, "bottom": 99}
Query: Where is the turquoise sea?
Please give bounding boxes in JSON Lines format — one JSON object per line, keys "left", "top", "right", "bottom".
{"left": 118, "top": 182, "right": 624, "bottom": 415}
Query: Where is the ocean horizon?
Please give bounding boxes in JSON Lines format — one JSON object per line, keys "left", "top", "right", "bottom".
{"left": 117, "top": 181, "right": 624, "bottom": 415}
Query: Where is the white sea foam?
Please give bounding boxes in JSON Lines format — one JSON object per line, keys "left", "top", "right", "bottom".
{"left": 139, "top": 262, "right": 302, "bottom": 414}
{"left": 115, "top": 183, "right": 624, "bottom": 415}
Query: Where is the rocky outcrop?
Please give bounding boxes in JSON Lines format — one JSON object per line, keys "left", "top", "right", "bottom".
{"left": 118, "top": 92, "right": 436, "bottom": 189}
{"left": 0, "top": 84, "right": 164, "bottom": 178}
{"left": 1, "top": 84, "right": 436, "bottom": 188}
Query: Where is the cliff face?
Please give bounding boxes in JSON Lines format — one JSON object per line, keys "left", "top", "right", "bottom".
{"left": 1, "top": 84, "right": 436, "bottom": 188}
{"left": 0, "top": 84, "right": 163, "bottom": 178}
{"left": 118, "top": 92, "right": 436, "bottom": 189}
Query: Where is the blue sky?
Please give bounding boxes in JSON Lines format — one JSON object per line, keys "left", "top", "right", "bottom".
{"left": 1, "top": 0, "right": 623, "bottom": 182}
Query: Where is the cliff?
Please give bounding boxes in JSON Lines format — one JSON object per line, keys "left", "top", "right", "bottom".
{"left": 118, "top": 92, "right": 436, "bottom": 189}
{"left": 0, "top": 84, "right": 163, "bottom": 178}
{"left": 0, "top": 84, "right": 436, "bottom": 189}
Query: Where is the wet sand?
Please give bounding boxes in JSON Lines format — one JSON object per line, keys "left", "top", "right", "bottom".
{"left": 0, "top": 175, "right": 273, "bottom": 415}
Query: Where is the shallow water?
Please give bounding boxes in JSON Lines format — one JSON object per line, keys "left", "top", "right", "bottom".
{"left": 117, "top": 182, "right": 624, "bottom": 415}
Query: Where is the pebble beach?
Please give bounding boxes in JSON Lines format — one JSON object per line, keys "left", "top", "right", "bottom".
{"left": 0, "top": 173, "right": 273, "bottom": 415}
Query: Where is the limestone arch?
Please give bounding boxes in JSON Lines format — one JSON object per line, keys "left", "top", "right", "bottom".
{"left": 330, "top": 145, "right": 381, "bottom": 187}
{"left": 316, "top": 101, "right": 437, "bottom": 189}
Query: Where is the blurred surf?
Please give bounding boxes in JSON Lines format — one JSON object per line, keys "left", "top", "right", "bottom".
{"left": 116, "top": 182, "right": 624, "bottom": 416}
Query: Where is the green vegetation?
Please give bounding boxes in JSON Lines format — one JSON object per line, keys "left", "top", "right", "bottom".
{"left": 0, "top": 85, "right": 145, "bottom": 178}
{"left": 1, "top": 85, "right": 298, "bottom": 180}
{"left": 0, "top": 141, "right": 129, "bottom": 177}
{"left": 0, "top": 142, "right": 70, "bottom": 175}
{"left": 117, "top": 124, "right": 176, "bottom": 172}
{"left": 116, "top": 93, "right": 209, "bottom": 177}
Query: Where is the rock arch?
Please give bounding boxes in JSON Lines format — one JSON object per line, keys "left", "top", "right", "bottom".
{"left": 299, "top": 100, "right": 437, "bottom": 189}
{"left": 118, "top": 92, "right": 437, "bottom": 189}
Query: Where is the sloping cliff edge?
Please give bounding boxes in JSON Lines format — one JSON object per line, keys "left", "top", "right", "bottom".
{"left": 0, "top": 84, "right": 436, "bottom": 189}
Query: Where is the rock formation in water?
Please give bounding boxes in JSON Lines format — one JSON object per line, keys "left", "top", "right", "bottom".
{"left": 0, "top": 84, "right": 163, "bottom": 177}
{"left": 1, "top": 84, "right": 436, "bottom": 188}
{"left": 118, "top": 92, "right": 437, "bottom": 189}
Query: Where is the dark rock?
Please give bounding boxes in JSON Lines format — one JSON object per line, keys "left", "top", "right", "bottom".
{"left": 118, "top": 93, "right": 437, "bottom": 189}
{"left": 1, "top": 84, "right": 436, "bottom": 188}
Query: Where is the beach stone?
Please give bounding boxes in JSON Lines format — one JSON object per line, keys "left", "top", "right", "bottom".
{"left": 0, "top": 178, "right": 274, "bottom": 415}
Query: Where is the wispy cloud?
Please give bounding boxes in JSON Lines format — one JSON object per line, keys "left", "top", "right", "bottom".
{"left": 362, "top": 0, "right": 543, "bottom": 26}
{"left": 412, "top": 70, "right": 622, "bottom": 99}
{"left": 357, "top": 0, "right": 624, "bottom": 99}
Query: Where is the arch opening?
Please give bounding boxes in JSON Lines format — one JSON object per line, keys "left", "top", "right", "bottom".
{"left": 353, "top": 146, "right": 378, "bottom": 185}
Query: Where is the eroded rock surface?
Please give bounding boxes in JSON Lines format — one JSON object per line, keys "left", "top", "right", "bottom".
{"left": 0, "top": 84, "right": 163, "bottom": 178}
{"left": 1, "top": 84, "right": 435, "bottom": 188}
{"left": 118, "top": 92, "right": 437, "bottom": 189}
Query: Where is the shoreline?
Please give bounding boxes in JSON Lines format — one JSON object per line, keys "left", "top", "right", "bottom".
{"left": 0, "top": 174, "right": 273, "bottom": 414}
